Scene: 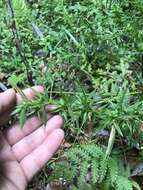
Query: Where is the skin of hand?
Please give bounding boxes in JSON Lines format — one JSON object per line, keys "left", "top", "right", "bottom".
{"left": 0, "top": 86, "right": 64, "bottom": 190}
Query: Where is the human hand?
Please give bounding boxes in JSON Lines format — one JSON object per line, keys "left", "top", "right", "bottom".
{"left": 0, "top": 86, "right": 64, "bottom": 190}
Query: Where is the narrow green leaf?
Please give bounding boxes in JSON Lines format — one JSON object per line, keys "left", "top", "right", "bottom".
{"left": 20, "top": 108, "right": 26, "bottom": 128}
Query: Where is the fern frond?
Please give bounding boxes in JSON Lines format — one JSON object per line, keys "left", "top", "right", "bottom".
{"left": 102, "top": 172, "right": 112, "bottom": 190}
{"left": 78, "top": 161, "right": 89, "bottom": 187}
{"left": 108, "top": 158, "right": 118, "bottom": 183}
{"left": 66, "top": 146, "right": 90, "bottom": 161}
{"left": 65, "top": 151, "right": 80, "bottom": 164}
{"left": 99, "top": 158, "right": 108, "bottom": 183}
{"left": 91, "top": 160, "right": 99, "bottom": 184}
{"left": 116, "top": 176, "right": 133, "bottom": 190}
{"left": 81, "top": 144, "right": 104, "bottom": 158}
{"left": 50, "top": 144, "right": 140, "bottom": 190}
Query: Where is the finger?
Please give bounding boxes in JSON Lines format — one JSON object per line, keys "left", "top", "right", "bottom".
{"left": 16, "top": 85, "right": 44, "bottom": 104}
{"left": 5, "top": 116, "right": 43, "bottom": 145}
{"left": 45, "top": 105, "right": 58, "bottom": 112}
{"left": 20, "top": 129, "right": 64, "bottom": 181}
{"left": 0, "top": 162, "right": 27, "bottom": 190}
{"left": 0, "top": 89, "right": 16, "bottom": 115}
{"left": 12, "top": 115, "right": 63, "bottom": 161}
{"left": 0, "top": 132, "right": 15, "bottom": 161}
{"left": 0, "top": 173, "right": 26, "bottom": 190}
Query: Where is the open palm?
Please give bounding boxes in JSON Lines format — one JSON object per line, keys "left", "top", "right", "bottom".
{"left": 0, "top": 86, "right": 64, "bottom": 190}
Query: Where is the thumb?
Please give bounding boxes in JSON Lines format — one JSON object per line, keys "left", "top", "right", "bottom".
{"left": 0, "top": 89, "right": 16, "bottom": 115}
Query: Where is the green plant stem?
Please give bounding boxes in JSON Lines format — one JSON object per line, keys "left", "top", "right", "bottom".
{"left": 47, "top": 91, "right": 89, "bottom": 95}
{"left": 105, "top": 126, "right": 116, "bottom": 158}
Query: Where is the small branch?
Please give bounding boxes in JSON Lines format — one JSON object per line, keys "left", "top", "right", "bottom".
{"left": 5, "top": 0, "right": 34, "bottom": 85}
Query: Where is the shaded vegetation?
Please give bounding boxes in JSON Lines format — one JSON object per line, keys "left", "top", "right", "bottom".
{"left": 1, "top": 0, "right": 143, "bottom": 189}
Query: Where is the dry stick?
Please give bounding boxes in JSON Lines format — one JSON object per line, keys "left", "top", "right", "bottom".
{"left": 5, "top": 0, "right": 34, "bottom": 85}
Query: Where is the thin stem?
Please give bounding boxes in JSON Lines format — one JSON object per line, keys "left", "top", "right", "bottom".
{"left": 47, "top": 91, "right": 89, "bottom": 95}
{"left": 5, "top": 0, "right": 34, "bottom": 85}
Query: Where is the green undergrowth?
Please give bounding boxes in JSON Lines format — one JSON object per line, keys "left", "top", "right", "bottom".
{"left": 50, "top": 144, "right": 140, "bottom": 190}
{"left": 1, "top": 0, "right": 143, "bottom": 189}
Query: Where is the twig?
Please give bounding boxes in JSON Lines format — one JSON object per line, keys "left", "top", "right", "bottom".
{"left": 5, "top": 0, "right": 34, "bottom": 85}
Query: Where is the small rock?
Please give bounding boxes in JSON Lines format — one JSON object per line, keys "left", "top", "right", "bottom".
{"left": 32, "top": 22, "right": 44, "bottom": 39}
{"left": 131, "top": 163, "right": 143, "bottom": 177}
{"left": 0, "top": 82, "right": 8, "bottom": 92}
